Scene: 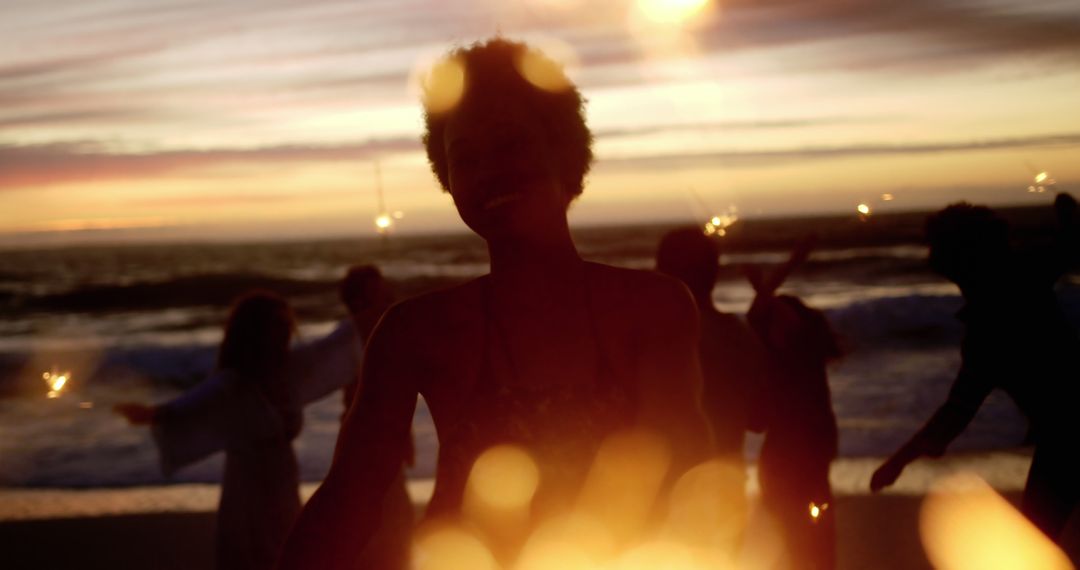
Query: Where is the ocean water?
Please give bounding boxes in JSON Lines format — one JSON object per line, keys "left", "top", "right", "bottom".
{"left": 1, "top": 214, "right": 1077, "bottom": 488}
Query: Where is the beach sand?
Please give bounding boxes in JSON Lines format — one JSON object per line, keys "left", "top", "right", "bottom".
{"left": 0, "top": 454, "right": 1048, "bottom": 570}
{"left": 0, "top": 492, "right": 967, "bottom": 570}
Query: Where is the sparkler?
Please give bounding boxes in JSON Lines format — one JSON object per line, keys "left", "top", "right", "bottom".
{"left": 1026, "top": 168, "right": 1056, "bottom": 194}
{"left": 42, "top": 369, "right": 70, "bottom": 399}
{"left": 703, "top": 206, "right": 738, "bottom": 237}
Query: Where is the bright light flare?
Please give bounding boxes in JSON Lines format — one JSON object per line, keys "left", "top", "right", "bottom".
{"left": 856, "top": 203, "right": 871, "bottom": 216}
{"left": 515, "top": 41, "right": 578, "bottom": 93}
{"left": 636, "top": 0, "right": 711, "bottom": 25}
{"left": 517, "top": 511, "right": 616, "bottom": 569}
{"left": 920, "top": 473, "right": 1074, "bottom": 570}
{"left": 413, "top": 525, "right": 499, "bottom": 570}
{"left": 808, "top": 501, "right": 829, "bottom": 523}
{"left": 43, "top": 369, "right": 70, "bottom": 399}
{"left": 466, "top": 444, "right": 540, "bottom": 512}
{"left": 1028, "top": 170, "right": 1055, "bottom": 193}
{"left": 578, "top": 430, "right": 672, "bottom": 543}
{"left": 418, "top": 56, "right": 466, "bottom": 114}
{"left": 374, "top": 213, "right": 393, "bottom": 233}
{"left": 463, "top": 444, "right": 540, "bottom": 545}
{"left": 665, "top": 459, "right": 747, "bottom": 552}
{"left": 613, "top": 540, "right": 705, "bottom": 570}
{"left": 704, "top": 207, "right": 738, "bottom": 237}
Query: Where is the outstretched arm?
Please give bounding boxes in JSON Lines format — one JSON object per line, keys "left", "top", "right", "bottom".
{"left": 870, "top": 365, "right": 991, "bottom": 492}
{"left": 278, "top": 306, "right": 420, "bottom": 569}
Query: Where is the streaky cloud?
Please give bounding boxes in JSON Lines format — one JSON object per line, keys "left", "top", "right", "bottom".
{"left": 598, "top": 131, "right": 1080, "bottom": 169}
{"left": 0, "top": 137, "right": 421, "bottom": 190}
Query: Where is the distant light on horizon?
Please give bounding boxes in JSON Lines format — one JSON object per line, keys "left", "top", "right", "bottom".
{"left": 375, "top": 214, "right": 393, "bottom": 233}
{"left": 882, "top": 193, "right": 895, "bottom": 201}
{"left": 857, "top": 203, "right": 872, "bottom": 216}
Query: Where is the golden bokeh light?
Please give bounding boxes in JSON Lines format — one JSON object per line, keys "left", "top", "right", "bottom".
{"left": 612, "top": 540, "right": 707, "bottom": 570}
{"left": 881, "top": 193, "right": 895, "bottom": 201}
{"left": 375, "top": 213, "right": 393, "bottom": 233}
{"left": 517, "top": 511, "right": 616, "bottom": 570}
{"left": 43, "top": 369, "right": 70, "bottom": 399}
{"left": 466, "top": 444, "right": 541, "bottom": 512}
{"left": 856, "top": 203, "right": 871, "bottom": 216}
{"left": 920, "top": 473, "right": 1074, "bottom": 570}
{"left": 665, "top": 459, "right": 747, "bottom": 553}
{"left": 577, "top": 430, "right": 672, "bottom": 544}
{"left": 635, "top": 0, "right": 711, "bottom": 26}
{"left": 515, "top": 537, "right": 596, "bottom": 570}
{"left": 419, "top": 55, "right": 466, "bottom": 114}
{"left": 515, "top": 42, "right": 578, "bottom": 93}
{"left": 412, "top": 525, "right": 500, "bottom": 570}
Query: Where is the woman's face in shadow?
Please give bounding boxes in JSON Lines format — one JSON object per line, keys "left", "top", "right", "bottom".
{"left": 442, "top": 101, "right": 569, "bottom": 241}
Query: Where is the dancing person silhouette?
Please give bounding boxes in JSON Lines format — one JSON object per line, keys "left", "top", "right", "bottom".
{"left": 871, "top": 195, "right": 1080, "bottom": 543}
{"left": 745, "top": 238, "right": 840, "bottom": 570}
{"left": 115, "top": 291, "right": 301, "bottom": 570}
{"left": 278, "top": 38, "right": 711, "bottom": 569}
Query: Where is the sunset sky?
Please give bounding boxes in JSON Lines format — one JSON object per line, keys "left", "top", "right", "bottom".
{"left": 2, "top": 0, "right": 1079, "bottom": 245}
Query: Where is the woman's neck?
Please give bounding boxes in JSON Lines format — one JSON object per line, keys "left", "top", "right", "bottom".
{"left": 486, "top": 228, "right": 586, "bottom": 296}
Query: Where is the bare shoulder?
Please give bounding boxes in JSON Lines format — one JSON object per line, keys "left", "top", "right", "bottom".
{"left": 379, "top": 278, "right": 484, "bottom": 335}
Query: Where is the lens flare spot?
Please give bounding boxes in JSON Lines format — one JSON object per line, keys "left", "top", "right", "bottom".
{"left": 412, "top": 526, "right": 499, "bottom": 570}
{"left": 515, "top": 45, "right": 576, "bottom": 93}
{"left": 636, "top": 0, "right": 711, "bottom": 25}
{"left": 578, "top": 430, "right": 672, "bottom": 543}
{"left": 519, "top": 511, "right": 616, "bottom": 568}
{"left": 613, "top": 540, "right": 704, "bottom": 570}
{"left": 420, "top": 56, "right": 466, "bottom": 114}
{"left": 375, "top": 213, "right": 393, "bottom": 233}
{"left": 856, "top": 203, "right": 871, "bottom": 216}
{"left": 881, "top": 193, "right": 894, "bottom": 201}
{"left": 666, "top": 459, "right": 747, "bottom": 551}
{"left": 466, "top": 444, "right": 540, "bottom": 512}
{"left": 42, "top": 369, "right": 71, "bottom": 399}
{"left": 808, "top": 501, "right": 828, "bottom": 524}
{"left": 920, "top": 473, "right": 1074, "bottom": 570}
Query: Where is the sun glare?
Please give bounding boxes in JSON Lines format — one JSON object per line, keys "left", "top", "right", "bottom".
{"left": 636, "top": 0, "right": 711, "bottom": 25}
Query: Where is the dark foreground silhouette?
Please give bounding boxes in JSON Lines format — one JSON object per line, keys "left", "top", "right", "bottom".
{"left": 745, "top": 238, "right": 841, "bottom": 570}
{"left": 872, "top": 194, "right": 1080, "bottom": 542}
{"left": 278, "top": 38, "right": 711, "bottom": 569}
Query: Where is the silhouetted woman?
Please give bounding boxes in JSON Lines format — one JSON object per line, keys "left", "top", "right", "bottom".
{"left": 745, "top": 240, "right": 840, "bottom": 570}
{"left": 279, "top": 38, "right": 710, "bottom": 569}
{"left": 115, "top": 291, "right": 301, "bottom": 570}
